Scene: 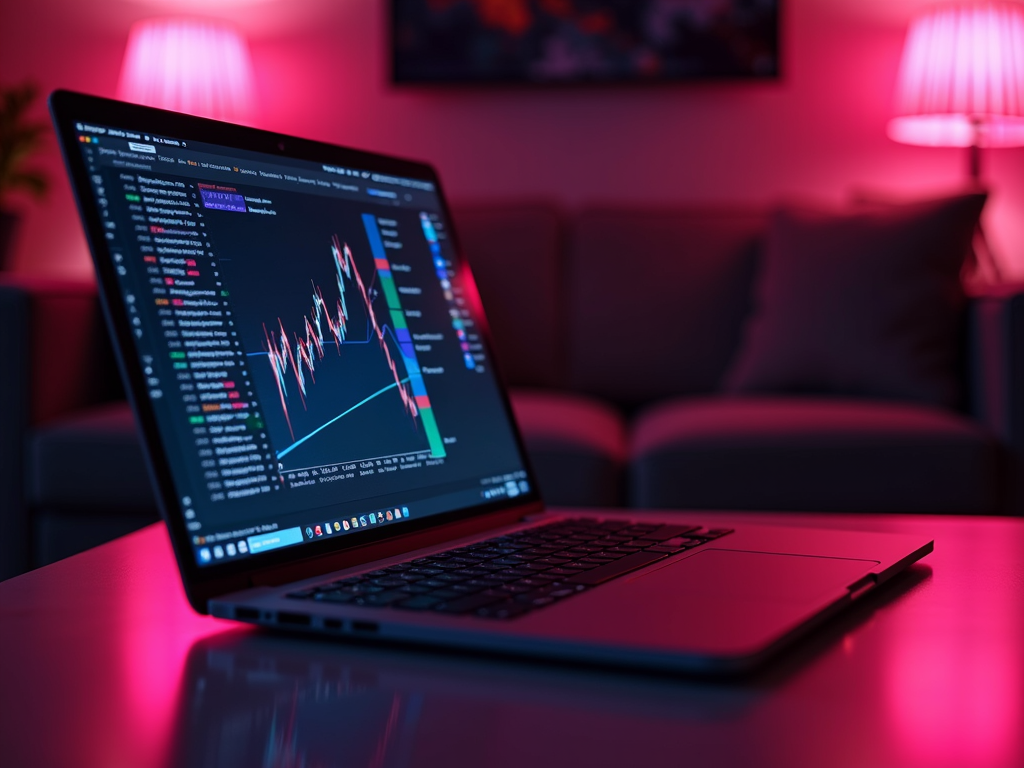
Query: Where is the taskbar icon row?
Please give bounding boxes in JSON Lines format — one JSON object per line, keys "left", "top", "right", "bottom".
{"left": 304, "top": 505, "right": 410, "bottom": 540}
{"left": 196, "top": 537, "right": 250, "bottom": 564}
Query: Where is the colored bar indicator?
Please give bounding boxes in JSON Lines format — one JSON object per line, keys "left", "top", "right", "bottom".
{"left": 361, "top": 213, "right": 446, "bottom": 459}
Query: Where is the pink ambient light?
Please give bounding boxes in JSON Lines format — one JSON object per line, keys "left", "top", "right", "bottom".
{"left": 888, "top": 2, "right": 1024, "bottom": 149}
{"left": 117, "top": 18, "right": 256, "bottom": 123}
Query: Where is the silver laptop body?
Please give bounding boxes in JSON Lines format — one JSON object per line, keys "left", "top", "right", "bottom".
{"left": 51, "top": 90, "right": 932, "bottom": 675}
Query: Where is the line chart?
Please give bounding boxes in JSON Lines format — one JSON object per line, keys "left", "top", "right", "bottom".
{"left": 276, "top": 377, "right": 410, "bottom": 460}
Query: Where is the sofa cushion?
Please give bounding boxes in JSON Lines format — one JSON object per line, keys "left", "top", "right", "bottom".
{"left": 509, "top": 389, "right": 627, "bottom": 507}
{"left": 567, "top": 207, "right": 764, "bottom": 408}
{"left": 28, "top": 402, "right": 156, "bottom": 510}
{"left": 724, "top": 194, "right": 986, "bottom": 409}
{"left": 450, "top": 204, "right": 566, "bottom": 389}
{"left": 630, "top": 397, "right": 1002, "bottom": 513}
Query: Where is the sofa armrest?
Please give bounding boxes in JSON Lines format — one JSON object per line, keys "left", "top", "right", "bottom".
{"left": 967, "top": 283, "right": 1024, "bottom": 457}
{"left": 0, "top": 276, "right": 121, "bottom": 579}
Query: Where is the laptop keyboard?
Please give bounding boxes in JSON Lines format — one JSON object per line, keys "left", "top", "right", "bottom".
{"left": 286, "top": 518, "right": 732, "bottom": 620}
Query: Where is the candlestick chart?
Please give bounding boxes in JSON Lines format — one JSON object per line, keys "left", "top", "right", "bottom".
{"left": 251, "top": 216, "right": 446, "bottom": 471}
{"left": 262, "top": 235, "right": 417, "bottom": 442}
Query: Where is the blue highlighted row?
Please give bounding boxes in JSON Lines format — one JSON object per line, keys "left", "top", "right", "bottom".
{"left": 248, "top": 526, "right": 304, "bottom": 553}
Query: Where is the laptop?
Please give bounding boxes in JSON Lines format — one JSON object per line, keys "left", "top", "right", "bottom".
{"left": 50, "top": 90, "right": 933, "bottom": 674}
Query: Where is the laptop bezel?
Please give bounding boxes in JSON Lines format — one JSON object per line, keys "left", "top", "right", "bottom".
{"left": 49, "top": 89, "right": 544, "bottom": 612}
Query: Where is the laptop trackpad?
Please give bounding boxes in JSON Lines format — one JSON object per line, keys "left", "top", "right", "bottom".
{"left": 631, "top": 549, "right": 879, "bottom": 605}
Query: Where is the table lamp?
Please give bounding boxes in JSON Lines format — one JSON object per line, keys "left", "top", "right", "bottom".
{"left": 888, "top": 1, "right": 1024, "bottom": 282}
{"left": 116, "top": 17, "right": 256, "bottom": 124}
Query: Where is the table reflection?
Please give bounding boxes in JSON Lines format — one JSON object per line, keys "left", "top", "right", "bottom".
{"left": 884, "top": 532, "right": 1024, "bottom": 767}
{"left": 170, "top": 631, "right": 762, "bottom": 768}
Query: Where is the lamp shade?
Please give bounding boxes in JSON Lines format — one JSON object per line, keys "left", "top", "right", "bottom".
{"left": 117, "top": 18, "right": 256, "bottom": 123}
{"left": 888, "top": 2, "right": 1024, "bottom": 148}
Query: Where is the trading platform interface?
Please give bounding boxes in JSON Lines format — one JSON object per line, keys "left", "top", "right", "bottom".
{"left": 73, "top": 122, "right": 529, "bottom": 567}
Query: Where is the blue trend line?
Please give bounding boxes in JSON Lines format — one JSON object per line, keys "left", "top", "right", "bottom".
{"left": 277, "top": 376, "right": 412, "bottom": 460}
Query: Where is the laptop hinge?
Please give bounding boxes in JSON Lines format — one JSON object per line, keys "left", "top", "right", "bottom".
{"left": 248, "top": 502, "right": 541, "bottom": 588}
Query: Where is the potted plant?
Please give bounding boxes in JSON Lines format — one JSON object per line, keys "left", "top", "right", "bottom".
{"left": 0, "top": 82, "right": 49, "bottom": 270}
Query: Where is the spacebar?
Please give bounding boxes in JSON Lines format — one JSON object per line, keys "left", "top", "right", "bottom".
{"left": 567, "top": 551, "right": 668, "bottom": 586}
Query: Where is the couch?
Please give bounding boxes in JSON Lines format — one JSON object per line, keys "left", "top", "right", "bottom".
{"left": 3, "top": 199, "right": 1022, "bottom": 579}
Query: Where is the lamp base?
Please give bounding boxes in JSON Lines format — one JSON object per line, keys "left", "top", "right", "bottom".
{"left": 968, "top": 220, "right": 1002, "bottom": 286}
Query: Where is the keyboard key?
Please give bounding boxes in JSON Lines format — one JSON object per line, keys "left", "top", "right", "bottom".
{"left": 516, "top": 585, "right": 563, "bottom": 602}
{"left": 545, "top": 567, "right": 582, "bottom": 577}
{"left": 353, "top": 591, "right": 406, "bottom": 607}
{"left": 347, "top": 584, "right": 385, "bottom": 594}
{"left": 510, "top": 553, "right": 544, "bottom": 562}
{"left": 502, "top": 567, "right": 536, "bottom": 577}
{"left": 433, "top": 590, "right": 509, "bottom": 614}
{"left": 435, "top": 572, "right": 469, "bottom": 583}
{"left": 645, "top": 545, "right": 688, "bottom": 554}
{"left": 500, "top": 583, "right": 534, "bottom": 594}
{"left": 313, "top": 590, "right": 355, "bottom": 603}
{"left": 479, "top": 562, "right": 513, "bottom": 572}
{"left": 464, "top": 578, "right": 505, "bottom": 589}
{"left": 507, "top": 576, "right": 555, "bottom": 589}
{"left": 399, "top": 584, "right": 432, "bottom": 594}
{"left": 428, "top": 588, "right": 463, "bottom": 600}
{"left": 522, "top": 574, "right": 560, "bottom": 584}
{"left": 395, "top": 595, "right": 443, "bottom": 610}
{"left": 669, "top": 537, "right": 704, "bottom": 547}
{"left": 434, "top": 561, "right": 468, "bottom": 570}
{"left": 408, "top": 567, "right": 444, "bottom": 576}
{"left": 619, "top": 525, "right": 658, "bottom": 535}
{"left": 371, "top": 577, "right": 410, "bottom": 588}
{"left": 567, "top": 550, "right": 668, "bottom": 586}
{"left": 490, "top": 557, "right": 524, "bottom": 567}
{"left": 635, "top": 524, "right": 701, "bottom": 542}
{"left": 453, "top": 568, "right": 492, "bottom": 578}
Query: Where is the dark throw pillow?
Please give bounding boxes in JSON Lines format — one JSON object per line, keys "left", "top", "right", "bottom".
{"left": 723, "top": 192, "right": 986, "bottom": 409}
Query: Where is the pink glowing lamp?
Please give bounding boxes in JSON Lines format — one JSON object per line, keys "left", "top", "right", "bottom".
{"left": 888, "top": 2, "right": 1024, "bottom": 179}
{"left": 117, "top": 18, "right": 256, "bottom": 123}
{"left": 888, "top": 2, "right": 1024, "bottom": 282}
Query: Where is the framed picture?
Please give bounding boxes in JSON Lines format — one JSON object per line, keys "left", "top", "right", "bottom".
{"left": 391, "top": 0, "right": 780, "bottom": 85}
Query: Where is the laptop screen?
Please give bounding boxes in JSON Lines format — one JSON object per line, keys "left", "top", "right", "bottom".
{"left": 66, "top": 112, "right": 531, "bottom": 569}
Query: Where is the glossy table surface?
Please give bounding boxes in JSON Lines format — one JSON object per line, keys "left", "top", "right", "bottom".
{"left": 1, "top": 511, "right": 1022, "bottom": 768}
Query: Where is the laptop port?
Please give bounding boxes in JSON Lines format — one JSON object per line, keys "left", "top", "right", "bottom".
{"left": 234, "top": 606, "right": 259, "bottom": 621}
{"left": 351, "top": 620, "right": 378, "bottom": 633}
{"left": 277, "top": 612, "right": 311, "bottom": 627}
{"left": 323, "top": 618, "right": 343, "bottom": 631}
